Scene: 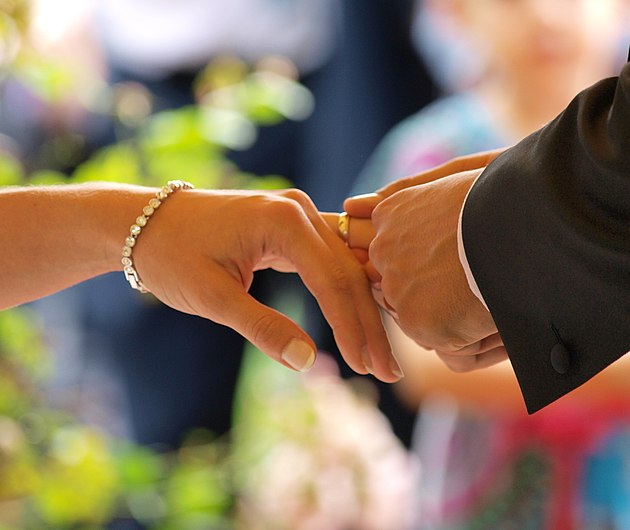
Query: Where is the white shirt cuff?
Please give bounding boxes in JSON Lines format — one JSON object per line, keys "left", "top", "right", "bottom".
{"left": 457, "top": 170, "right": 489, "bottom": 311}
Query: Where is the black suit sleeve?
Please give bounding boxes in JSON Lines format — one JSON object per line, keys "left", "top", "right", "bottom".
{"left": 462, "top": 62, "right": 630, "bottom": 414}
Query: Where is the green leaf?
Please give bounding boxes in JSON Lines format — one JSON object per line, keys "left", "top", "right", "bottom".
{"left": 32, "top": 427, "right": 119, "bottom": 525}
{"left": 164, "top": 464, "right": 230, "bottom": 517}
{"left": 28, "top": 169, "right": 67, "bottom": 185}
{"left": 72, "top": 144, "right": 143, "bottom": 184}
{"left": 0, "top": 308, "right": 48, "bottom": 378}
{"left": 0, "top": 153, "right": 24, "bottom": 185}
{"left": 116, "top": 444, "right": 165, "bottom": 488}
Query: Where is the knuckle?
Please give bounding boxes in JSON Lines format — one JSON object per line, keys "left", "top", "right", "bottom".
{"left": 439, "top": 337, "right": 471, "bottom": 354}
{"left": 313, "top": 262, "right": 354, "bottom": 302}
{"left": 396, "top": 311, "right": 463, "bottom": 354}
{"left": 282, "top": 187, "right": 309, "bottom": 203}
{"left": 281, "top": 188, "right": 315, "bottom": 213}
{"left": 327, "top": 262, "right": 354, "bottom": 295}
{"left": 368, "top": 236, "right": 384, "bottom": 269}
{"left": 270, "top": 197, "right": 302, "bottom": 223}
{"left": 244, "top": 312, "right": 279, "bottom": 347}
{"left": 437, "top": 353, "right": 473, "bottom": 373}
{"left": 371, "top": 202, "right": 385, "bottom": 227}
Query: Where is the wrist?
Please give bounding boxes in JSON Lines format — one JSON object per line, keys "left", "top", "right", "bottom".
{"left": 119, "top": 180, "right": 195, "bottom": 293}
{"left": 0, "top": 183, "right": 157, "bottom": 309}
{"left": 77, "top": 183, "right": 158, "bottom": 275}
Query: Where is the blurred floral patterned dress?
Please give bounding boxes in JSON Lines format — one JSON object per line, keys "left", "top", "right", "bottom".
{"left": 355, "top": 91, "right": 630, "bottom": 530}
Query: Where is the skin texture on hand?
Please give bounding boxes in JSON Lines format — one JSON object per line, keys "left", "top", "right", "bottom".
{"left": 336, "top": 149, "right": 510, "bottom": 371}
{"left": 322, "top": 199, "right": 507, "bottom": 372}
{"left": 370, "top": 170, "right": 507, "bottom": 370}
{"left": 129, "top": 188, "right": 402, "bottom": 382}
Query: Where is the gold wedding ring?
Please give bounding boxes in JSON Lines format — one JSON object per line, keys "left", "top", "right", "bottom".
{"left": 338, "top": 211, "right": 350, "bottom": 243}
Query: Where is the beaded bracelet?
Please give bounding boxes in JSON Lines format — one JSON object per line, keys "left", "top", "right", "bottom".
{"left": 122, "top": 180, "right": 195, "bottom": 293}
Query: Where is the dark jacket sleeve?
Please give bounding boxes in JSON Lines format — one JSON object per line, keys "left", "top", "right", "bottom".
{"left": 462, "top": 62, "right": 630, "bottom": 414}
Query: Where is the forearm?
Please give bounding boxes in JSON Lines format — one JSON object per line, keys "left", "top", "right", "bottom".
{"left": 0, "top": 183, "right": 155, "bottom": 309}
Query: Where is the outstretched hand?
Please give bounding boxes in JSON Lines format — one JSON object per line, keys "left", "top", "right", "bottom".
{"left": 136, "top": 188, "right": 402, "bottom": 382}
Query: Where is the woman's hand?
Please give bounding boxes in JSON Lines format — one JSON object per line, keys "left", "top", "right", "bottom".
{"left": 135, "top": 188, "right": 402, "bottom": 381}
{"left": 0, "top": 184, "right": 401, "bottom": 382}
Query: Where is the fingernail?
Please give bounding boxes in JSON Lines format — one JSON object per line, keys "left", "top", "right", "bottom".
{"left": 372, "top": 282, "right": 382, "bottom": 291}
{"left": 361, "top": 345, "right": 373, "bottom": 374}
{"left": 390, "top": 356, "right": 404, "bottom": 379}
{"left": 281, "top": 339, "right": 316, "bottom": 372}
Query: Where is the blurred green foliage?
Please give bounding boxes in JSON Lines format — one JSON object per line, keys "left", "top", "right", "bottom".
{"left": 0, "top": 2, "right": 318, "bottom": 528}
{"left": 0, "top": 4, "right": 416, "bottom": 529}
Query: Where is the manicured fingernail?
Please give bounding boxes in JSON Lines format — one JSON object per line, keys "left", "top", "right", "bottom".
{"left": 361, "top": 345, "right": 373, "bottom": 374}
{"left": 281, "top": 339, "right": 315, "bottom": 372}
{"left": 390, "top": 356, "right": 404, "bottom": 379}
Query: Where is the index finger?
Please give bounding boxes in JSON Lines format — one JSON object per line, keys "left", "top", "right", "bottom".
{"left": 344, "top": 148, "right": 506, "bottom": 218}
{"left": 377, "top": 149, "right": 505, "bottom": 198}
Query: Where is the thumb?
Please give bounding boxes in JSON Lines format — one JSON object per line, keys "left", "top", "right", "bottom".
{"left": 376, "top": 148, "right": 506, "bottom": 199}
{"left": 343, "top": 193, "right": 382, "bottom": 218}
{"left": 211, "top": 280, "right": 317, "bottom": 373}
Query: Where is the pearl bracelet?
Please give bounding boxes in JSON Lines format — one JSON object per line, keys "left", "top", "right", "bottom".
{"left": 122, "top": 179, "right": 195, "bottom": 293}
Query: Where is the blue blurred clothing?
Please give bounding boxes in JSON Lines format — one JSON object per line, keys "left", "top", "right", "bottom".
{"left": 354, "top": 91, "right": 507, "bottom": 194}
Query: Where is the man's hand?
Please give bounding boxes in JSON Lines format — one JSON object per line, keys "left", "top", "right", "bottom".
{"left": 337, "top": 150, "right": 508, "bottom": 371}
{"left": 368, "top": 169, "right": 507, "bottom": 370}
{"left": 344, "top": 149, "right": 505, "bottom": 218}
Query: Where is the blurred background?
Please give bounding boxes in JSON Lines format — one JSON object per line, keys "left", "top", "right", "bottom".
{"left": 1, "top": 0, "right": 630, "bottom": 529}
{"left": 0, "top": 0, "right": 431, "bottom": 528}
